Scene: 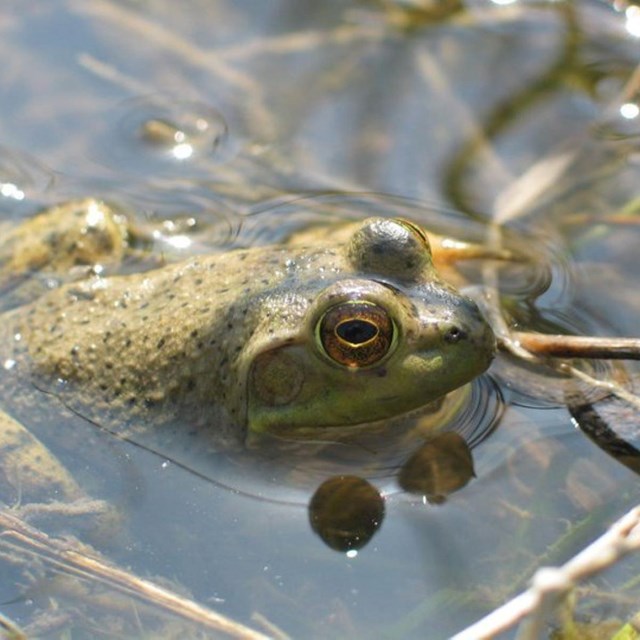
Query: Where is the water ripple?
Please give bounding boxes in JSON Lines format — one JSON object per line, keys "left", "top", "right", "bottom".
{"left": 96, "top": 94, "right": 235, "bottom": 178}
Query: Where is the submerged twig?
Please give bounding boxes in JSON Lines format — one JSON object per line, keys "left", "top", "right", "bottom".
{"left": 451, "top": 505, "right": 640, "bottom": 640}
{"left": 0, "top": 612, "right": 27, "bottom": 640}
{"left": 500, "top": 332, "right": 640, "bottom": 411}
{"left": 0, "top": 510, "right": 273, "bottom": 640}
{"left": 477, "top": 221, "right": 640, "bottom": 410}
{"left": 77, "top": 53, "right": 155, "bottom": 97}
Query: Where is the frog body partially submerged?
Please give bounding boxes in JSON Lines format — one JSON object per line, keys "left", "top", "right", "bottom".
{"left": 0, "top": 201, "right": 495, "bottom": 459}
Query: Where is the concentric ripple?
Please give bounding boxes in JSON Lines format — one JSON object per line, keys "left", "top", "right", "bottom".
{"left": 97, "top": 94, "right": 234, "bottom": 178}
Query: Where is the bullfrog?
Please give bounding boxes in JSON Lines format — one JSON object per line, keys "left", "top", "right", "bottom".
{"left": 0, "top": 198, "right": 496, "bottom": 507}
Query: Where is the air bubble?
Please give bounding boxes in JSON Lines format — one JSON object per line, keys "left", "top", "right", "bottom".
{"left": 98, "top": 95, "right": 233, "bottom": 178}
{"left": 137, "top": 112, "right": 227, "bottom": 160}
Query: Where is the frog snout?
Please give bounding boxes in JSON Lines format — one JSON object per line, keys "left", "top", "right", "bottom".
{"left": 442, "top": 324, "right": 468, "bottom": 344}
{"left": 441, "top": 301, "right": 497, "bottom": 363}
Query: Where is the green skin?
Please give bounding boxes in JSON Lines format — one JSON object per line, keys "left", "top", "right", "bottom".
{"left": 0, "top": 200, "right": 496, "bottom": 503}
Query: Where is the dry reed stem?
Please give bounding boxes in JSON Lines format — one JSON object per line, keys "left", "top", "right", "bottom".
{"left": 452, "top": 506, "right": 640, "bottom": 640}
{"left": 0, "top": 509, "right": 273, "bottom": 640}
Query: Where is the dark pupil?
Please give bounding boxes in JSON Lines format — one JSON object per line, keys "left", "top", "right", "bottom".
{"left": 336, "top": 320, "right": 378, "bottom": 345}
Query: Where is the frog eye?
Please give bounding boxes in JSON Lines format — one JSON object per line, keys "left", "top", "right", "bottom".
{"left": 317, "top": 302, "right": 394, "bottom": 368}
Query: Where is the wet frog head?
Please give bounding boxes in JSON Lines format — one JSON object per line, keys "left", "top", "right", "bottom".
{"left": 2, "top": 208, "right": 495, "bottom": 448}
{"left": 244, "top": 218, "right": 496, "bottom": 437}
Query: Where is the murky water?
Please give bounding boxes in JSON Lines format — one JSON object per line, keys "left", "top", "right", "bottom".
{"left": 0, "top": 1, "right": 639, "bottom": 638}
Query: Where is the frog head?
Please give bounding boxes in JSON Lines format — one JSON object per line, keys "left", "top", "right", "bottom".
{"left": 243, "top": 218, "right": 496, "bottom": 438}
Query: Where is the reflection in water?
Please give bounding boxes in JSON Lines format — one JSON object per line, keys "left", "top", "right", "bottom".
{"left": 620, "top": 102, "right": 639, "bottom": 119}
{"left": 397, "top": 432, "right": 475, "bottom": 504}
{"left": 308, "top": 475, "right": 385, "bottom": 551}
{"left": 567, "top": 391, "right": 640, "bottom": 476}
{"left": 626, "top": 5, "right": 640, "bottom": 37}
{"left": 197, "top": 375, "right": 502, "bottom": 508}
{"left": 0, "top": 182, "right": 24, "bottom": 202}
{"left": 444, "top": 2, "right": 584, "bottom": 220}
{"left": 309, "top": 434, "right": 476, "bottom": 550}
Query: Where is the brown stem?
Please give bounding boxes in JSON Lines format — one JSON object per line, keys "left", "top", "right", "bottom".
{"left": 511, "top": 332, "right": 640, "bottom": 361}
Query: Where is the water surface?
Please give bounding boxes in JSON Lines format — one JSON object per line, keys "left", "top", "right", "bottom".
{"left": 1, "top": 1, "right": 640, "bottom": 638}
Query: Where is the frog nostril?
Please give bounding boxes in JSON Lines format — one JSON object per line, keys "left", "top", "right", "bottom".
{"left": 444, "top": 326, "right": 466, "bottom": 344}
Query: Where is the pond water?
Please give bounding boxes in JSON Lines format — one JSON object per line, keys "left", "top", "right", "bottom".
{"left": 0, "top": 1, "right": 639, "bottom": 638}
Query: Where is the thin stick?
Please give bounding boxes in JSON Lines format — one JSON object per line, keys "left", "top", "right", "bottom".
{"left": 512, "top": 332, "right": 640, "bottom": 361}
{"left": 452, "top": 506, "right": 640, "bottom": 640}
{"left": 0, "top": 510, "right": 273, "bottom": 640}
{"left": 0, "top": 612, "right": 27, "bottom": 640}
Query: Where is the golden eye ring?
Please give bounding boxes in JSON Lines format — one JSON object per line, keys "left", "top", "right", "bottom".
{"left": 317, "top": 301, "right": 395, "bottom": 368}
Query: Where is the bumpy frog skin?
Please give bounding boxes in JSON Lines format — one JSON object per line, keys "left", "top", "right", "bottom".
{"left": 0, "top": 201, "right": 496, "bottom": 455}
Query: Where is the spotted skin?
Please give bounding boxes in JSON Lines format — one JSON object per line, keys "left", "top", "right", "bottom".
{"left": 0, "top": 202, "right": 496, "bottom": 504}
